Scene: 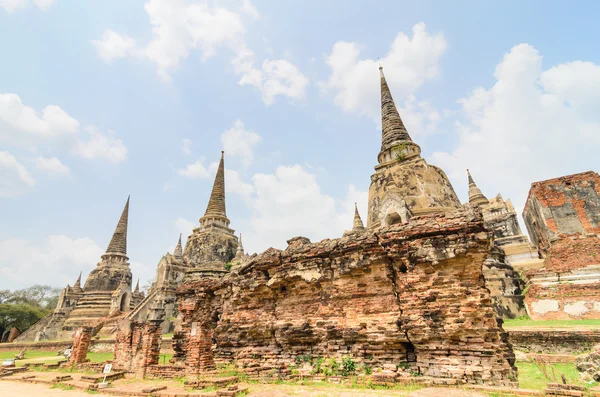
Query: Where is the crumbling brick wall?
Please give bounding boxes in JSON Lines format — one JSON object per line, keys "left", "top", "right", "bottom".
{"left": 522, "top": 171, "right": 600, "bottom": 320}
{"left": 113, "top": 319, "right": 162, "bottom": 377}
{"left": 523, "top": 171, "right": 600, "bottom": 255}
{"left": 174, "top": 208, "right": 517, "bottom": 386}
{"left": 69, "top": 326, "right": 92, "bottom": 364}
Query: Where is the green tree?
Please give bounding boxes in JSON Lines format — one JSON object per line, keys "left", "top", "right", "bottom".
{"left": 0, "top": 303, "right": 45, "bottom": 341}
{"left": 6, "top": 285, "right": 61, "bottom": 309}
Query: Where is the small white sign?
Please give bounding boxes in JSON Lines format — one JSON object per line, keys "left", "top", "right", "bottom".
{"left": 191, "top": 322, "right": 197, "bottom": 336}
{"left": 103, "top": 363, "right": 112, "bottom": 374}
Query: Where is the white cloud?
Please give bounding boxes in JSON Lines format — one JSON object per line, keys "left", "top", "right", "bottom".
{"left": 0, "top": 93, "right": 79, "bottom": 147}
{"left": 179, "top": 159, "right": 210, "bottom": 178}
{"left": 175, "top": 217, "right": 196, "bottom": 239}
{"left": 72, "top": 127, "right": 128, "bottom": 163}
{"left": 225, "top": 168, "right": 253, "bottom": 197}
{"left": 94, "top": 0, "right": 308, "bottom": 104}
{"left": 35, "top": 156, "right": 70, "bottom": 177}
{"left": 142, "top": 0, "right": 246, "bottom": 81}
{"left": 241, "top": 0, "right": 259, "bottom": 19}
{"left": 0, "top": 151, "right": 35, "bottom": 197}
{"left": 181, "top": 138, "right": 192, "bottom": 155}
{"left": 320, "top": 22, "right": 446, "bottom": 137}
{"left": 0, "top": 0, "right": 54, "bottom": 13}
{"left": 221, "top": 120, "right": 261, "bottom": 166}
{"left": 91, "top": 29, "right": 136, "bottom": 63}
{"left": 0, "top": 235, "right": 104, "bottom": 289}
{"left": 430, "top": 44, "right": 600, "bottom": 219}
{"left": 243, "top": 164, "right": 368, "bottom": 254}
{"left": 238, "top": 58, "right": 309, "bottom": 105}
{"left": 33, "top": 0, "right": 54, "bottom": 11}
{"left": 0, "top": 93, "right": 127, "bottom": 166}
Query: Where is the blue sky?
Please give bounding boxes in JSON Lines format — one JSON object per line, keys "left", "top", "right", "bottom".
{"left": 1, "top": 0, "right": 599, "bottom": 289}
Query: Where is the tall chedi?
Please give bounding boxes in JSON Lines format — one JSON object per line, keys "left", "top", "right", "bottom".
{"left": 61, "top": 196, "right": 134, "bottom": 336}
{"left": 184, "top": 151, "right": 239, "bottom": 278}
{"left": 467, "top": 169, "right": 490, "bottom": 207}
{"left": 367, "top": 67, "right": 461, "bottom": 228}
{"left": 84, "top": 196, "right": 132, "bottom": 291}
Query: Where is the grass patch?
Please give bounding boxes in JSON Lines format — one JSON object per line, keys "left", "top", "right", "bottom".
{"left": 87, "top": 352, "right": 113, "bottom": 362}
{"left": 516, "top": 362, "right": 596, "bottom": 390}
{"left": 0, "top": 350, "right": 62, "bottom": 360}
{"left": 50, "top": 382, "right": 74, "bottom": 390}
{"left": 504, "top": 318, "right": 600, "bottom": 328}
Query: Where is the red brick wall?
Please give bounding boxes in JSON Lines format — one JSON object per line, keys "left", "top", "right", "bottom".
{"left": 69, "top": 326, "right": 92, "bottom": 364}
{"left": 175, "top": 209, "right": 518, "bottom": 386}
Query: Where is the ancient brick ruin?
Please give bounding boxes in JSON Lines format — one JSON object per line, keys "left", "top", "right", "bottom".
{"left": 158, "top": 67, "right": 519, "bottom": 387}
{"left": 522, "top": 171, "right": 600, "bottom": 319}
{"left": 19, "top": 65, "right": 600, "bottom": 388}
{"left": 16, "top": 197, "right": 145, "bottom": 342}
{"left": 172, "top": 209, "right": 517, "bottom": 385}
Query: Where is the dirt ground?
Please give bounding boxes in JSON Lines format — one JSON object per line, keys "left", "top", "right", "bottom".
{"left": 1, "top": 380, "right": 113, "bottom": 397}
{"left": 0, "top": 380, "right": 491, "bottom": 397}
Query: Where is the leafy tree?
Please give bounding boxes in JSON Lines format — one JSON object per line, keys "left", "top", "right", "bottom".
{"left": 0, "top": 303, "right": 45, "bottom": 341}
{"left": 5, "top": 285, "right": 61, "bottom": 310}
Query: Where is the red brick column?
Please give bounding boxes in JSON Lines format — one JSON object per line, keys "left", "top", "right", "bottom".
{"left": 135, "top": 321, "right": 162, "bottom": 378}
{"left": 69, "top": 326, "right": 92, "bottom": 364}
{"left": 185, "top": 323, "right": 215, "bottom": 375}
{"left": 113, "top": 320, "right": 162, "bottom": 378}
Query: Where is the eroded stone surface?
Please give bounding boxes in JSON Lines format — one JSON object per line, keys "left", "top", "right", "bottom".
{"left": 174, "top": 208, "right": 517, "bottom": 386}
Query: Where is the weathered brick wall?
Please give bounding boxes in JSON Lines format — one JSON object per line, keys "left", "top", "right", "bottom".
{"left": 113, "top": 320, "right": 162, "bottom": 377}
{"left": 523, "top": 171, "right": 600, "bottom": 255}
{"left": 525, "top": 282, "right": 600, "bottom": 320}
{"left": 145, "top": 364, "right": 185, "bottom": 379}
{"left": 509, "top": 329, "right": 600, "bottom": 354}
{"left": 69, "top": 326, "right": 92, "bottom": 364}
{"left": 522, "top": 171, "right": 600, "bottom": 320}
{"left": 175, "top": 208, "right": 517, "bottom": 386}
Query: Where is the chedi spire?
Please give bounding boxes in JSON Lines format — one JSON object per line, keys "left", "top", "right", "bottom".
{"left": 467, "top": 169, "right": 489, "bottom": 207}
{"left": 204, "top": 152, "right": 226, "bottom": 218}
{"left": 174, "top": 233, "right": 183, "bottom": 261}
{"left": 200, "top": 151, "right": 231, "bottom": 229}
{"left": 236, "top": 233, "right": 245, "bottom": 257}
{"left": 377, "top": 66, "right": 421, "bottom": 164}
{"left": 105, "top": 196, "right": 130, "bottom": 257}
{"left": 353, "top": 203, "right": 365, "bottom": 231}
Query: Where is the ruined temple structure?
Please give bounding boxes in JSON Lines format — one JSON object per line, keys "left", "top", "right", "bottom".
{"left": 465, "top": 170, "right": 540, "bottom": 318}
{"left": 522, "top": 171, "right": 600, "bottom": 320}
{"left": 126, "top": 152, "right": 242, "bottom": 332}
{"left": 367, "top": 67, "right": 461, "bottom": 228}
{"left": 167, "top": 67, "right": 518, "bottom": 386}
{"left": 15, "top": 197, "right": 145, "bottom": 342}
{"left": 184, "top": 151, "right": 239, "bottom": 279}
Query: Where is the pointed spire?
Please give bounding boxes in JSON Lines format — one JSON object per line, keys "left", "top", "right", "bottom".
{"left": 73, "top": 272, "right": 82, "bottom": 291}
{"left": 174, "top": 233, "right": 183, "bottom": 260}
{"left": 380, "top": 65, "right": 412, "bottom": 151}
{"left": 106, "top": 196, "right": 129, "bottom": 257}
{"left": 204, "top": 151, "right": 227, "bottom": 218}
{"left": 467, "top": 169, "right": 489, "bottom": 207}
{"left": 467, "top": 169, "right": 475, "bottom": 185}
{"left": 353, "top": 203, "right": 365, "bottom": 231}
{"left": 134, "top": 279, "right": 140, "bottom": 294}
{"left": 236, "top": 233, "right": 245, "bottom": 257}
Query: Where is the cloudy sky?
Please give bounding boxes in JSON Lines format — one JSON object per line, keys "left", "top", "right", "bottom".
{"left": 1, "top": 0, "right": 599, "bottom": 289}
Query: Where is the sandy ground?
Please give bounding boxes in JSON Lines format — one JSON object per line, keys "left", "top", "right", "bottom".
{"left": 1, "top": 380, "right": 113, "bottom": 397}
{"left": 0, "top": 380, "right": 491, "bottom": 397}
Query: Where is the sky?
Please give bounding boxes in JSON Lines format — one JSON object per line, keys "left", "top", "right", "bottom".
{"left": 1, "top": 0, "right": 599, "bottom": 289}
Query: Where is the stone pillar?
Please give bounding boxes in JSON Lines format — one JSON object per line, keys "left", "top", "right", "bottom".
{"left": 134, "top": 320, "right": 162, "bottom": 378}
{"left": 70, "top": 326, "right": 92, "bottom": 364}
{"left": 114, "top": 321, "right": 142, "bottom": 372}
{"left": 185, "top": 323, "right": 215, "bottom": 375}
